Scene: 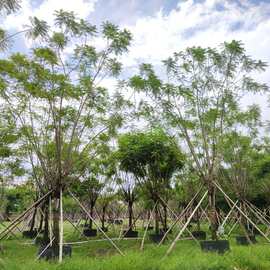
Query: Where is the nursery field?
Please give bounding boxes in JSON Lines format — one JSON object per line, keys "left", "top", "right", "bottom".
{"left": 1, "top": 223, "right": 270, "bottom": 270}
{"left": 2, "top": 1, "right": 270, "bottom": 269}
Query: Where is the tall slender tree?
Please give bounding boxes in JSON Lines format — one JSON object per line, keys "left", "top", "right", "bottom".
{"left": 129, "top": 41, "right": 268, "bottom": 239}
{"left": 0, "top": 10, "right": 131, "bottom": 256}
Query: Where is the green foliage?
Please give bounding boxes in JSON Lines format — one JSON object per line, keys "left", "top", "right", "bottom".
{"left": 117, "top": 129, "right": 184, "bottom": 180}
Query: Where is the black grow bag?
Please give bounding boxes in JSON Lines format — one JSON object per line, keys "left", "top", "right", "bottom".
{"left": 123, "top": 230, "right": 138, "bottom": 238}
{"left": 22, "top": 229, "right": 38, "bottom": 238}
{"left": 200, "top": 240, "right": 230, "bottom": 254}
{"left": 38, "top": 245, "right": 72, "bottom": 260}
{"left": 144, "top": 226, "right": 154, "bottom": 230}
{"left": 149, "top": 233, "right": 166, "bottom": 243}
{"left": 192, "top": 230, "right": 206, "bottom": 240}
{"left": 83, "top": 229, "right": 97, "bottom": 237}
{"left": 236, "top": 235, "right": 256, "bottom": 245}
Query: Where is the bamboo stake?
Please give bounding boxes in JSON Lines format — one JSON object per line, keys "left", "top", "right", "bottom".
{"left": 245, "top": 201, "right": 270, "bottom": 226}
{"left": 158, "top": 186, "right": 203, "bottom": 245}
{"left": 214, "top": 182, "right": 270, "bottom": 243}
{"left": 140, "top": 202, "right": 157, "bottom": 251}
{"left": 36, "top": 237, "right": 55, "bottom": 261}
{"left": 227, "top": 216, "right": 240, "bottom": 236}
{"left": 221, "top": 200, "right": 239, "bottom": 228}
{"left": 59, "top": 188, "right": 63, "bottom": 263}
{"left": 0, "top": 190, "right": 53, "bottom": 240}
{"left": 165, "top": 190, "right": 208, "bottom": 257}
{"left": 69, "top": 190, "right": 124, "bottom": 256}
{"left": 157, "top": 196, "right": 199, "bottom": 245}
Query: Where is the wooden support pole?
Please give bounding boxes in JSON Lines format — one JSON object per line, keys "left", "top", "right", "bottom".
{"left": 59, "top": 188, "right": 63, "bottom": 263}
{"left": 214, "top": 182, "right": 270, "bottom": 243}
{"left": 0, "top": 190, "right": 53, "bottom": 240}
{"left": 221, "top": 200, "right": 239, "bottom": 228}
{"left": 158, "top": 186, "right": 203, "bottom": 245}
{"left": 69, "top": 190, "right": 124, "bottom": 256}
{"left": 157, "top": 196, "right": 199, "bottom": 245}
{"left": 140, "top": 202, "right": 157, "bottom": 251}
{"left": 164, "top": 190, "right": 208, "bottom": 257}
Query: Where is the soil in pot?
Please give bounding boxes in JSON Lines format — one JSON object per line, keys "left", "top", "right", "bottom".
{"left": 149, "top": 233, "right": 166, "bottom": 244}
{"left": 83, "top": 228, "right": 97, "bottom": 237}
{"left": 38, "top": 244, "right": 72, "bottom": 260}
{"left": 123, "top": 230, "right": 138, "bottom": 238}
{"left": 236, "top": 235, "right": 257, "bottom": 245}
{"left": 200, "top": 240, "right": 230, "bottom": 254}
{"left": 192, "top": 230, "right": 206, "bottom": 240}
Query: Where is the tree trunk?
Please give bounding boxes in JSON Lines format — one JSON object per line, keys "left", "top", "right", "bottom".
{"left": 239, "top": 201, "right": 252, "bottom": 244}
{"left": 43, "top": 203, "right": 49, "bottom": 243}
{"left": 38, "top": 205, "right": 45, "bottom": 232}
{"left": 52, "top": 189, "right": 60, "bottom": 251}
{"left": 208, "top": 183, "right": 218, "bottom": 240}
{"left": 163, "top": 204, "right": 167, "bottom": 230}
{"left": 196, "top": 204, "right": 201, "bottom": 230}
{"left": 89, "top": 202, "right": 94, "bottom": 230}
{"left": 154, "top": 202, "right": 159, "bottom": 235}
{"left": 128, "top": 201, "right": 133, "bottom": 230}
{"left": 29, "top": 206, "right": 37, "bottom": 232}
{"left": 101, "top": 205, "right": 106, "bottom": 229}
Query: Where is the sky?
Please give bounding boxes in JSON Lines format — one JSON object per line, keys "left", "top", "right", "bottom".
{"left": 1, "top": 0, "right": 270, "bottom": 123}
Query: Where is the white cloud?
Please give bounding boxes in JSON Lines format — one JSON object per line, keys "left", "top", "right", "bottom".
{"left": 119, "top": 0, "right": 270, "bottom": 121}
{"left": 3, "top": 0, "right": 97, "bottom": 30}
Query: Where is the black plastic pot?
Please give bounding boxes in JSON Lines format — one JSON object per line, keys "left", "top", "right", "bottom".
{"left": 200, "top": 240, "right": 230, "bottom": 254}
{"left": 22, "top": 229, "right": 38, "bottom": 238}
{"left": 38, "top": 245, "right": 72, "bottom": 260}
{"left": 123, "top": 230, "right": 138, "bottom": 238}
{"left": 83, "top": 229, "right": 97, "bottom": 237}
{"left": 144, "top": 226, "right": 154, "bottom": 230}
{"left": 192, "top": 230, "right": 206, "bottom": 240}
{"left": 236, "top": 235, "right": 256, "bottom": 245}
{"left": 149, "top": 233, "right": 166, "bottom": 243}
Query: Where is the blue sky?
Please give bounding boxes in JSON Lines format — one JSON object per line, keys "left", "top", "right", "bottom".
{"left": 2, "top": 0, "right": 270, "bottom": 121}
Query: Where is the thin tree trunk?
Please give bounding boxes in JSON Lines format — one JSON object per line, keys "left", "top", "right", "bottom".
{"left": 89, "top": 202, "right": 94, "bottom": 230}
{"left": 208, "top": 183, "right": 218, "bottom": 240}
{"left": 128, "top": 201, "right": 133, "bottom": 230}
{"left": 154, "top": 202, "right": 159, "bottom": 235}
{"left": 164, "top": 204, "right": 167, "bottom": 230}
{"left": 52, "top": 189, "right": 60, "bottom": 252}
{"left": 30, "top": 206, "right": 37, "bottom": 232}
{"left": 101, "top": 205, "right": 106, "bottom": 229}
{"left": 43, "top": 203, "right": 49, "bottom": 243}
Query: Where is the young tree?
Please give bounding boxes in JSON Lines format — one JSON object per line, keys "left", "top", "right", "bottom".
{"left": 117, "top": 171, "right": 139, "bottom": 232}
{"left": 117, "top": 129, "right": 184, "bottom": 235}
{"left": 0, "top": 11, "right": 131, "bottom": 255}
{"left": 129, "top": 41, "right": 268, "bottom": 240}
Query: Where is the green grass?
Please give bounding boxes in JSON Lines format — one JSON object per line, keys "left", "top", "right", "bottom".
{"left": 1, "top": 223, "right": 270, "bottom": 270}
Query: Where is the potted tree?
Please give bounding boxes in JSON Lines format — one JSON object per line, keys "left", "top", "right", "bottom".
{"left": 129, "top": 41, "right": 268, "bottom": 253}
{"left": 117, "top": 129, "right": 184, "bottom": 243}
{"left": 0, "top": 9, "right": 132, "bottom": 260}
{"left": 117, "top": 171, "right": 139, "bottom": 238}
